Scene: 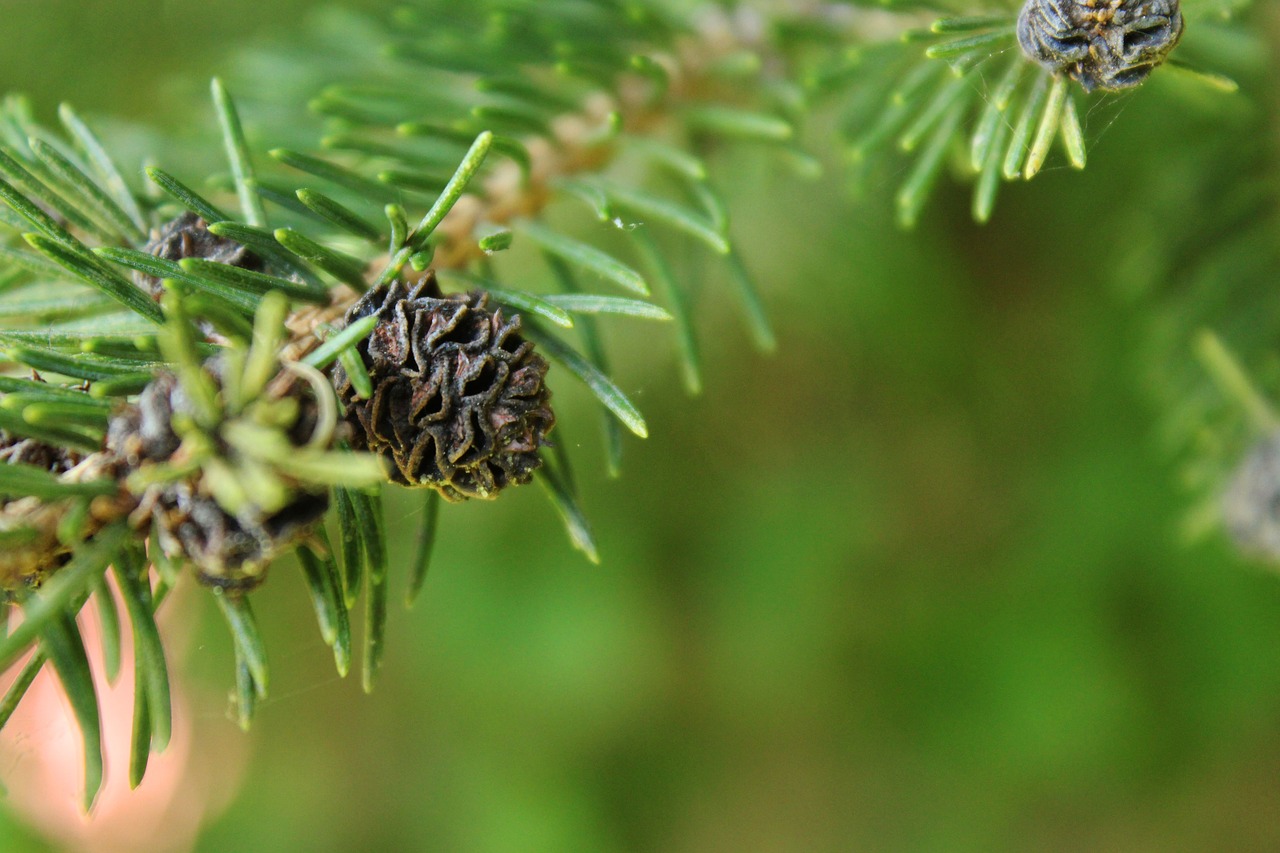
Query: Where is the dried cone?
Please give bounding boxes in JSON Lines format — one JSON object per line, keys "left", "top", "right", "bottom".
{"left": 1223, "top": 431, "right": 1280, "bottom": 562}
{"left": 1016, "top": 0, "right": 1184, "bottom": 92}
{"left": 331, "top": 275, "right": 555, "bottom": 502}
{"left": 134, "top": 212, "right": 265, "bottom": 300}
{"left": 0, "top": 432, "right": 82, "bottom": 475}
{"left": 0, "top": 432, "right": 90, "bottom": 596}
{"left": 106, "top": 369, "right": 329, "bottom": 591}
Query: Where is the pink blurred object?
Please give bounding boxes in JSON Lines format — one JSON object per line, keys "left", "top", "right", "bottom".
{"left": 0, "top": 578, "right": 247, "bottom": 853}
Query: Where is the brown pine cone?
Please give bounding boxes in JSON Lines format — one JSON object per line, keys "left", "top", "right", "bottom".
{"left": 1016, "top": 0, "right": 1184, "bottom": 92}
{"left": 1222, "top": 432, "right": 1280, "bottom": 563}
{"left": 0, "top": 430, "right": 90, "bottom": 597}
{"left": 331, "top": 274, "right": 555, "bottom": 502}
{"left": 0, "top": 432, "right": 82, "bottom": 477}
{"left": 134, "top": 211, "right": 265, "bottom": 300}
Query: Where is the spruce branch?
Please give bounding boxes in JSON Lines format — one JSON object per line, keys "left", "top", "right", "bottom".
{"left": 0, "top": 0, "right": 816, "bottom": 807}
{"left": 805, "top": 0, "right": 1247, "bottom": 223}
{"left": 0, "top": 0, "right": 1255, "bottom": 811}
{"left": 1083, "top": 0, "right": 1274, "bottom": 558}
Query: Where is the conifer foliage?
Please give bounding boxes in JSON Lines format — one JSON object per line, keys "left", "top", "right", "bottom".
{"left": 0, "top": 0, "right": 1251, "bottom": 809}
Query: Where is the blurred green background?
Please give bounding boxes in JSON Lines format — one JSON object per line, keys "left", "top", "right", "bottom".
{"left": 2, "top": 2, "right": 1280, "bottom": 851}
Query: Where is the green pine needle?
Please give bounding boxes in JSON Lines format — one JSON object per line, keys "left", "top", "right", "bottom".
{"left": 212, "top": 78, "right": 268, "bottom": 229}
{"left": 42, "top": 612, "right": 104, "bottom": 812}
{"left": 146, "top": 166, "right": 229, "bottom": 224}
{"left": 405, "top": 490, "right": 441, "bottom": 607}
{"left": 112, "top": 548, "right": 172, "bottom": 752}
{"left": 524, "top": 324, "right": 649, "bottom": 439}
{"left": 517, "top": 220, "right": 649, "bottom": 296}
{"left": 214, "top": 592, "right": 269, "bottom": 701}
{"left": 296, "top": 188, "right": 384, "bottom": 243}
{"left": 537, "top": 463, "right": 599, "bottom": 564}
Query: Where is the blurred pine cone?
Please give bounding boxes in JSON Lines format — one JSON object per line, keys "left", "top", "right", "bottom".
{"left": 331, "top": 275, "right": 555, "bottom": 502}
{"left": 1222, "top": 431, "right": 1280, "bottom": 562}
{"left": 0, "top": 432, "right": 82, "bottom": 475}
{"left": 106, "top": 368, "right": 329, "bottom": 591}
{"left": 134, "top": 212, "right": 265, "bottom": 300}
{"left": 0, "top": 431, "right": 90, "bottom": 596}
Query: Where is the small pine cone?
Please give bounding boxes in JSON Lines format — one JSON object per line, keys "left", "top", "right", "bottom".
{"left": 107, "top": 369, "right": 329, "bottom": 591}
{"left": 0, "top": 432, "right": 90, "bottom": 596}
{"left": 1016, "top": 0, "right": 1183, "bottom": 92}
{"left": 1222, "top": 432, "right": 1280, "bottom": 562}
{"left": 0, "top": 431, "right": 82, "bottom": 477}
{"left": 331, "top": 275, "right": 555, "bottom": 502}
{"left": 0, "top": 377, "right": 87, "bottom": 478}
{"left": 134, "top": 212, "right": 265, "bottom": 300}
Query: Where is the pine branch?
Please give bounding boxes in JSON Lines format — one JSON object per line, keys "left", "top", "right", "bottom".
{"left": 0, "top": 0, "right": 1255, "bottom": 810}
{"left": 806, "top": 0, "right": 1247, "bottom": 223}
{"left": 0, "top": 0, "right": 813, "bottom": 806}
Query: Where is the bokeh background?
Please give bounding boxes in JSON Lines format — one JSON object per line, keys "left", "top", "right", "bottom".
{"left": 1, "top": 1, "right": 1279, "bottom": 851}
